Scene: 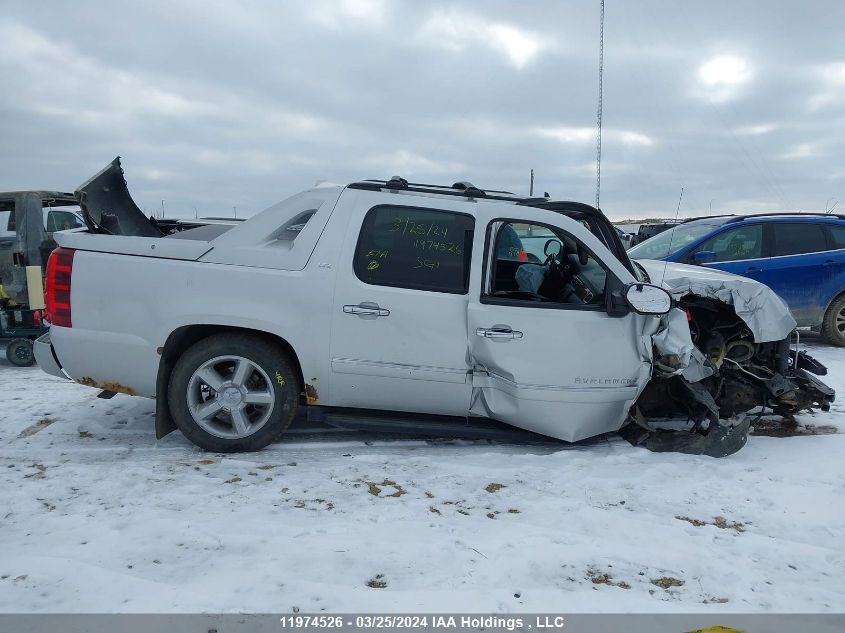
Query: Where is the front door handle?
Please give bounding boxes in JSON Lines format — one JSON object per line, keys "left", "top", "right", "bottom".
{"left": 343, "top": 302, "right": 390, "bottom": 317}
{"left": 745, "top": 267, "right": 761, "bottom": 273}
{"left": 476, "top": 325, "right": 523, "bottom": 340}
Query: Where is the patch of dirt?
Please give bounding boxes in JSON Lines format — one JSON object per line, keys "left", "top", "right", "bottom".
{"left": 366, "top": 479, "right": 406, "bottom": 498}
{"left": 751, "top": 419, "right": 837, "bottom": 437}
{"left": 17, "top": 418, "right": 56, "bottom": 439}
{"left": 676, "top": 515, "right": 746, "bottom": 532}
{"left": 485, "top": 483, "right": 506, "bottom": 493}
{"left": 23, "top": 463, "right": 47, "bottom": 480}
{"left": 366, "top": 574, "right": 387, "bottom": 589}
{"left": 292, "top": 498, "right": 334, "bottom": 511}
{"left": 712, "top": 516, "right": 746, "bottom": 532}
{"left": 197, "top": 459, "right": 215, "bottom": 465}
{"left": 651, "top": 576, "right": 684, "bottom": 589}
{"left": 78, "top": 430, "right": 93, "bottom": 439}
{"left": 586, "top": 567, "right": 630, "bottom": 589}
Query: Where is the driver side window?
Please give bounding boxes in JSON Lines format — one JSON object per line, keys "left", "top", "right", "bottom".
{"left": 487, "top": 221, "right": 607, "bottom": 307}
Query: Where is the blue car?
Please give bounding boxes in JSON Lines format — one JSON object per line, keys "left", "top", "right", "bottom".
{"left": 628, "top": 213, "right": 845, "bottom": 346}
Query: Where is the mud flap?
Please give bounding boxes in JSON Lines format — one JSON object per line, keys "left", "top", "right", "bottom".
{"left": 619, "top": 417, "right": 751, "bottom": 458}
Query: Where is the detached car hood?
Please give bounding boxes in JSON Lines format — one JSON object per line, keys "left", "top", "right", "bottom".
{"left": 75, "top": 157, "right": 163, "bottom": 238}
{"left": 635, "top": 259, "right": 797, "bottom": 343}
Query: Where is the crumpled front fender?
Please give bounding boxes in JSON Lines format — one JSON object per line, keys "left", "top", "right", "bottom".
{"left": 636, "top": 259, "right": 797, "bottom": 342}
{"left": 635, "top": 259, "right": 798, "bottom": 382}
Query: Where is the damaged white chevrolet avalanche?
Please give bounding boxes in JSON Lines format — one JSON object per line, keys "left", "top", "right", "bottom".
{"left": 34, "top": 158, "right": 834, "bottom": 456}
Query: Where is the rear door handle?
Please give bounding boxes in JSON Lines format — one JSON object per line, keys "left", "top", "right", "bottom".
{"left": 343, "top": 302, "right": 390, "bottom": 317}
{"left": 476, "top": 325, "right": 523, "bottom": 340}
{"left": 745, "top": 267, "right": 761, "bottom": 273}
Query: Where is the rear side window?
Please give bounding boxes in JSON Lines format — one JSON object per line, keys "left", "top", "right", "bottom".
{"left": 354, "top": 205, "right": 474, "bottom": 294}
{"left": 4, "top": 206, "right": 15, "bottom": 231}
{"left": 827, "top": 225, "right": 845, "bottom": 249}
{"left": 696, "top": 224, "right": 763, "bottom": 262}
{"left": 772, "top": 223, "right": 827, "bottom": 257}
{"left": 46, "top": 209, "right": 85, "bottom": 232}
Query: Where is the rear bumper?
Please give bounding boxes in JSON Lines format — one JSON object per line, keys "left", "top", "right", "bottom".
{"left": 33, "top": 332, "right": 67, "bottom": 380}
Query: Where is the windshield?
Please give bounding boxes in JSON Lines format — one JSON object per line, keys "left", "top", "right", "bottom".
{"left": 627, "top": 222, "right": 719, "bottom": 260}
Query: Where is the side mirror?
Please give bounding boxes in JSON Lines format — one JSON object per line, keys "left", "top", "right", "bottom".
{"left": 693, "top": 250, "right": 717, "bottom": 264}
{"left": 543, "top": 239, "right": 562, "bottom": 257}
{"left": 624, "top": 283, "right": 673, "bottom": 315}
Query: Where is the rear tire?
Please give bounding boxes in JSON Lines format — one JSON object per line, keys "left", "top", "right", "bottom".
{"left": 821, "top": 294, "right": 845, "bottom": 347}
{"left": 6, "top": 338, "right": 35, "bottom": 367}
{"left": 168, "top": 333, "right": 300, "bottom": 452}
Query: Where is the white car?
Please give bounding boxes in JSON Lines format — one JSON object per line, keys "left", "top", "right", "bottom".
{"left": 34, "top": 159, "right": 834, "bottom": 456}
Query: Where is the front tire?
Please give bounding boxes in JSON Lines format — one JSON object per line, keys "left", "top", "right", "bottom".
{"left": 821, "top": 294, "right": 845, "bottom": 347}
{"left": 6, "top": 338, "right": 35, "bottom": 367}
{"left": 168, "top": 333, "right": 300, "bottom": 452}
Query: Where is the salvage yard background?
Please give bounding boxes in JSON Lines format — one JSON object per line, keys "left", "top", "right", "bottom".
{"left": 0, "top": 337, "right": 842, "bottom": 613}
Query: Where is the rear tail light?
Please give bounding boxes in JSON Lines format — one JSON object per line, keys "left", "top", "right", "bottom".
{"left": 45, "top": 247, "right": 75, "bottom": 327}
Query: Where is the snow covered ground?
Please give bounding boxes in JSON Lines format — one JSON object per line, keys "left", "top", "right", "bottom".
{"left": 0, "top": 339, "right": 843, "bottom": 613}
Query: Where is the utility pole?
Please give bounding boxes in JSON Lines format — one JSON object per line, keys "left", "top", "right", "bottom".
{"left": 233, "top": 206, "right": 237, "bottom": 218}
{"left": 160, "top": 200, "right": 165, "bottom": 219}
{"left": 595, "top": 0, "right": 605, "bottom": 209}
{"left": 530, "top": 169, "right": 534, "bottom": 196}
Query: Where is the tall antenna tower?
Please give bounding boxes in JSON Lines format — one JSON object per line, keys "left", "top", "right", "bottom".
{"left": 595, "top": 0, "right": 605, "bottom": 209}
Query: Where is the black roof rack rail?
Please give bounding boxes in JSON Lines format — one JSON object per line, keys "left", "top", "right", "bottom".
{"left": 348, "top": 178, "right": 527, "bottom": 202}
{"left": 723, "top": 212, "right": 845, "bottom": 223}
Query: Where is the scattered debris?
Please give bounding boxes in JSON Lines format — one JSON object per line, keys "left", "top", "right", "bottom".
{"left": 366, "top": 574, "right": 387, "bottom": 589}
{"left": 485, "top": 483, "right": 506, "bottom": 493}
{"left": 429, "top": 506, "right": 441, "bottom": 515}
{"left": 78, "top": 430, "right": 93, "bottom": 439}
{"left": 197, "top": 459, "right": 215, "bottom": 465}
{"left": 224, "top": 476, "right": 242, "bottom": 484}
{"left": 507, "top": 508, "right": 520, "bottom": 514}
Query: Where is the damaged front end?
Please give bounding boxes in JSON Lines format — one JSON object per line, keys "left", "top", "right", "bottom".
{"left": 624, "top": 262, "right": 835, "bottom": 457}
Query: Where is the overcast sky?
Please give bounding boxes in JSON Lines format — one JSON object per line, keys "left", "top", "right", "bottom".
{"left": 1, "top": 0, "right": 843, "bottom": 219}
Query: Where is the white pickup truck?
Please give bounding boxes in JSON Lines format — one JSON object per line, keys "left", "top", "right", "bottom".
{"left": 34, "top": 158, "right": 833, "bottom": 456}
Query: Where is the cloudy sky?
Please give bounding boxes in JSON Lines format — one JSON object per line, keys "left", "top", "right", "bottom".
{"left": 1, "top": 0, "right": 843, "bottom": 219}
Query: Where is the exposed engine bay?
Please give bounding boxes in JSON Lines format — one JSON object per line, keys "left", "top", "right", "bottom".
{"left": 623, "top": 294, "right": 834, "bottom": 457}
